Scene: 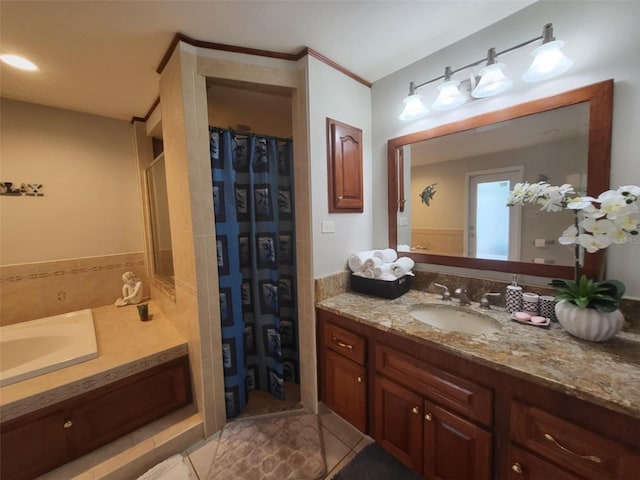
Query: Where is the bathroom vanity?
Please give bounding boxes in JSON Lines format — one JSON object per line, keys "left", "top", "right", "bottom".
{"left": 317, "top": 290, "right": 640, "bottom": 480}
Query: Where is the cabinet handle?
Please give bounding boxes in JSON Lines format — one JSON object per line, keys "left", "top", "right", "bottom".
{"left": 338, "top": 195, "right": 343, "bottom": 200}
{"left": 543, "top": 433, "right": 602, "bottom": 463}
{"left": 356, "top": 376, "right": 364, "bottom": 383}
{"left": 63, "top": 419, "right": 73, "bottom": 429}
{"left": 424, "top": 412, "right": 433, "bottom": 421}
{"left": 411, "top": 406, "right": 419, "bottom": 414}
{"left": 511, "top": 462, "right": 523, "bottom": 474}
{"left": 332, "top": 337, "right": 353, "bottom": 350}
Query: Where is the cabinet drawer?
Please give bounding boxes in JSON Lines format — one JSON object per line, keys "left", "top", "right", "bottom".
{"left": 376, "top": 344, "right": 492, "bottom": 426}
{"left": 506, "top": 444, "right": 581, "bottom": 480}
{"left": 325, "top": 322, "right": 366, "bottom": 365}
{"left": 510, "top": 400, "right": 640, "bottom": 480}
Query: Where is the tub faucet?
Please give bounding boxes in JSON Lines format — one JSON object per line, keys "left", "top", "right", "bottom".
{"left": 454, "top": 288, "right": 471, "bottom": 305}
{"left": 433, "top": 283, "right": 451, "bottom": 301}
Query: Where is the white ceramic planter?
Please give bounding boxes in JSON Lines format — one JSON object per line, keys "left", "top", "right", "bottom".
{"left": 555, "top": 300, "right": 624, "bottom": 342}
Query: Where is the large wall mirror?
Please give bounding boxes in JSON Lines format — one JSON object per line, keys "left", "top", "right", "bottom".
{"left": 388, "top": 80, "right": 613, "bottom": 280}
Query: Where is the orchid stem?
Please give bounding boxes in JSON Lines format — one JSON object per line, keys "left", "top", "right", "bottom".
{"left": 574, "top": 212, "right": 581, "bottom": 282}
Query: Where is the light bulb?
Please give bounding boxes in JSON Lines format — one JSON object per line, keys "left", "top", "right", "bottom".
{"left": 522, "top": 40, "right": 573, "bottom": 82}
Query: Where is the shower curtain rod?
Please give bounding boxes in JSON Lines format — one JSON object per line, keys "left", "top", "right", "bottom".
{"left": 211, "top": 126, "right": 292, "bottom": 143}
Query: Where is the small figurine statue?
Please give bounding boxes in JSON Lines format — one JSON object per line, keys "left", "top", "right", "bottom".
{"left": 115, "top": 271, "right": 143, "bottom": 306}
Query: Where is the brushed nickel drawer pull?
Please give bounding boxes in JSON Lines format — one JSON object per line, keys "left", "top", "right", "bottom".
{"left": 543, "top": 433, "right": 602, "bottom": 463}
{"left": 63, "top": 419, "right": 73, "bottom": 429}
{"left": 424, "top": 412, "right": 433, "bottom": 421}
{"left": 356, "top": 376, "right": 364, "bottom": 383}
{"left": 332, "top": 337, "right": 353, "bottom": 350}
{"left": 511, "top": 462, "right": 523, "bottom": 474}
{"left": 411, "top": 406, "right": 419, "bottom": 414}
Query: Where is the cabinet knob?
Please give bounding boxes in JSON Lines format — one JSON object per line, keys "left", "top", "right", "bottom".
{"left": 63, "top": 419, "right": 73, "bottom": 429}
{"left": 411, "top": 406, "right": 419, "bottom": 414}
{"left": 356, "top": 376, "right": 364, "bottom": 383}
{"left": 511, "top": 462, "right": 523, "bottom": 474}
{"left": 424, "top": 412, "right": 433, "bottom": 421}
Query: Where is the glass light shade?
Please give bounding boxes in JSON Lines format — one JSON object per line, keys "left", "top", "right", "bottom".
{"left": 471, "top": 63, "right": 512, "bottom": 98}
{"left": 522, "top": 40, "right": 574, "bottom": 82}
{"left": 432, "top": 80, "right": 466, "bottom": 110}
{"left": 399, "top": 93, "right": 429, "bottom": 121}
{"left": 0, "top": 54, "right": 38, "bottom": 71}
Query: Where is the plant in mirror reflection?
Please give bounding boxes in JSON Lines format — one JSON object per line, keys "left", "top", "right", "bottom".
{"left": 507, "top": 182, "right": 639, "bottom": 310}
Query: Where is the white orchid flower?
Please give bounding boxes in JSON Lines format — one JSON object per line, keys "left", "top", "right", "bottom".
{"left": 559, "top": 225, "right": 578, "bottom": 245}
{"left": 580, "top": 217, "right": 617, "bottom": 236}
{"left": 613, "top": 213, "right": 640, "bottom": 231}
{"left": 618, "top": 185, "right": 640, "bottom": 197}
{"left": 577, "top": 233, "right": 611, "bottom": 253}
{"left": 610, "top": 229, "right": 631, "bottom": 244}
{"left": 567, "top": 196, "right": 596, "bottom": 210}
{"left": 600, "top": 196, "right": 636, "bottom": 219}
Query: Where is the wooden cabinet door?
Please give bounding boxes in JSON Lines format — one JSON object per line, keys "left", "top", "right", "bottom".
{"left": 423, "top": 399, "right": 492, "bottom": 480}
{"left": 326, "top": 117, "right": 363, "bottom": 212}
{"left": 324, "top": 349, "right": 367, "bottom": 432}
{"left": 69, "top": 359, "right": 191, "bottom": 456}
{"left": 374, "top": 376, "right": 423, "bottom": 474}
{"left": 0, "top": 408, "right": 69, "bottom": 480}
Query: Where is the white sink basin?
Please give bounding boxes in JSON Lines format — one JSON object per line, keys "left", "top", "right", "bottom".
{"left": 408, "top": 304, "right": 502, "bottom": 335}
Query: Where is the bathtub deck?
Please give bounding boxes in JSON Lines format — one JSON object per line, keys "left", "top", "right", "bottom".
{"left": 0, "top": 301, "right": 188, "bottom": 423}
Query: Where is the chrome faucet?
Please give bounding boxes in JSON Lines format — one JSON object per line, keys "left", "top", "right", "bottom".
{"left": 433, "top": 283, "right": 451, "bottom": 301}
{"left": 454, "top": 288, "right": 471, "bottom": 305}
{"left": 480, "top": 292, "right": 502, "bottom": 309}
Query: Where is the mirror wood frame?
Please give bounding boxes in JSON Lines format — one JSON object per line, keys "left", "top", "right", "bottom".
{"left": 387, "top": 80, "right": 613, "bottom": 280}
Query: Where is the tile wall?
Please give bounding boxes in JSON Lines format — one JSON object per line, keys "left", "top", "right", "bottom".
{"left": 0, "top": 252, "right": 147, "bottom": 326}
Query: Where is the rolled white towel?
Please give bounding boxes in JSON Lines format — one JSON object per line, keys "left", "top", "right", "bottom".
{"left": 373, "top": 263, "right": 394, "bottom": 278}
{"left": 364, "top": 256, "right": 383, "bottom": 269}
{"left": 353, "top": 270, "right": 398, "bottom": 282}
{"left": 373, "top": 248, "right": 398, "bottom": 263}
{"left": 391, "top": 257, "right": 415, "bottom": 277}
{"left": 362, "top": 268, "right": 376, "bottom": 278}
{"left": 347, "top": 250, "right": 377, "bottom": 272}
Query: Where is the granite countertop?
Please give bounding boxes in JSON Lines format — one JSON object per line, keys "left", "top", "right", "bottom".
{"left": 317, "top": 289, "right": 640, "bottom": 419}
{"left": 0, "top": 301, "right": 188, "bottom": 423}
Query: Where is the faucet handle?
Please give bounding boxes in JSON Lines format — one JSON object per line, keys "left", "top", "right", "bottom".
{"left": 480, "top": 292, "right": 501, "bottom": 309}
{"left": 433, "top": 283, "right": 451, "bottom": 301}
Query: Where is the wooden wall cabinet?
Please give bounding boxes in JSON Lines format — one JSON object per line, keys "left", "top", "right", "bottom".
{"left": 1, "top": 356, "right": 192, "bottom": 480}
{"left": 326, "top": 117, "right": 363, "bottom": 212}
{"left": 316, "top": 307, "right": 640, "bottom": 480}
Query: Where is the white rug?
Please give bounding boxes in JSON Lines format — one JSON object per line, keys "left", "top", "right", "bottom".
{"left": 137, "top": 454, "right": 191, "bottom": 480}
{"left": 207, "top": 411, "right": 326, "bottom": 480}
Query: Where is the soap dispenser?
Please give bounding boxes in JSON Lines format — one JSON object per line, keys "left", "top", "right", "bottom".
{"left": 506, "top": 274, "right": 523, "bottom": 313}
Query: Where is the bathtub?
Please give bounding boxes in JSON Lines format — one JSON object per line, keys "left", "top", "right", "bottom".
{"left": 0, "top": 309, "right": 98, "bottom": 387}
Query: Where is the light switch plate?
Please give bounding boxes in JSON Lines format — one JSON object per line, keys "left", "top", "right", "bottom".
{"left": 321, "top": 220, "right": 335, "bottom": 233}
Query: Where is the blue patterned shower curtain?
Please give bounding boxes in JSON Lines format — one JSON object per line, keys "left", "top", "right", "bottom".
{"left": 210, "top": 127, "right": 298, "bottom": 419}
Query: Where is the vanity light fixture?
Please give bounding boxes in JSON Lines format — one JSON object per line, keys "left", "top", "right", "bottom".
{"left": 0, "top": 54, "right": 38, "bottom": 71}
{"left": 399, "top": 23, "right": 573, "bottom": 120}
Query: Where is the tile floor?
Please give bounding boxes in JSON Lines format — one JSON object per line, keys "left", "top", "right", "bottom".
{"left": 184, "top": 402, "right": 374, "bottom": 480}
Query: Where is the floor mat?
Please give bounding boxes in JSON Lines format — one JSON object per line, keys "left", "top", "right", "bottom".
{"left": 331, "top": 443, "right": 422, "bottom": 480}
{"left": 207, "top": 411, "right": 326, "bottom": 480}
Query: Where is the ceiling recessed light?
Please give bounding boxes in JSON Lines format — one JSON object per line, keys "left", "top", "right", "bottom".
{"left": 0, "top": 54, "right": 38, "bottom": 71}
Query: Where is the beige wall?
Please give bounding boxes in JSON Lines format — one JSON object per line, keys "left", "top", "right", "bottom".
{"left": 207, "top": 84, "right": 292, "bottom": 137}
{"left": 0, "top": 98, "right": 144, "bottom": 264}
{"left": 0, "top": 99, "right": 146, "bottom": 324}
